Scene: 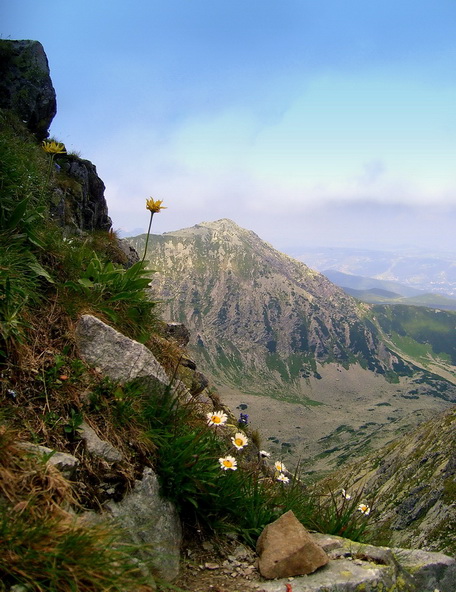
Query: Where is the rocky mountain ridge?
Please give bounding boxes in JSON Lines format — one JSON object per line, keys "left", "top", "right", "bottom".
{"left": 131, "top": 219, "right": 409, "bottom": 396}
{"left": 324, "top": 405, "right": 456, "bottom": 556}
{"left": 130, "top": 219, "right": 456, "bottom": 471}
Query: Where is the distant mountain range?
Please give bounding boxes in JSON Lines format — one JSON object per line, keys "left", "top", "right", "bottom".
{"left": 323, "top": 269, "right": 456, "bottom": 310}
{"left": 129, "top": 220, "right": 456, "bottom": 471}
{"left": 292, "top": 247, "right": 456, "bottom": 297}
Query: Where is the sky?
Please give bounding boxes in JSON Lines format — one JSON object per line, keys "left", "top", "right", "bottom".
{"left": 2, "top": 1, "right": 456, "bottom": 255}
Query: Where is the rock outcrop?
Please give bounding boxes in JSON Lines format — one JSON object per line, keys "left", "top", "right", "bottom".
{"left": 75, "top": 314, "right": 171, "bottom": 389}
{"left": 0, "top": 40, "right": 56, "bottom": 140}
{"left": 259, "top": 531, "right": 455, "bottom": 592}
{"left": 78, "top": 421, "right": 123, "bottom": 463}
{"left": 107, "top": 468, "right": 182, "bottom": 581}
{"left": 20, "top": 443, "right": 79, "bottom": 480}
{"left": 53, "top": 154, "right": 112, "bottom": 232}
{"left": 0, "top": 39, "right": 112, "bottom": 234}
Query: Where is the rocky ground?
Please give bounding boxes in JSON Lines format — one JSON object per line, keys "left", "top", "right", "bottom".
{"left": 172, "top": 536, "right": 264, "bottom": 592}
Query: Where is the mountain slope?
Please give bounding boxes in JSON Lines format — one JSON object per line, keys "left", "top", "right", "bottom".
{"left": 323, "top": 405, "right": 456, "bottom": 555}
{"left": 132, "top": 219, "right": 410, "bottom": 399}
{"left": 129, "top": 220, "right": 456, "bottom": 470}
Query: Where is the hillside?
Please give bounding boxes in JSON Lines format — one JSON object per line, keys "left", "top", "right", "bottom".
{"left": 322, "top": 405, "right": 456, "bottom": 556}
{"left": 129, "top": 220, "right": 456, "bottom": 471}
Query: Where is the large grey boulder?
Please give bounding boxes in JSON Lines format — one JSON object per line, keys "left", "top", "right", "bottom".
{"left": 106, "top": 467, "right": 182, "bottom": 580}
{"left": 75, "top": 314, "right": 170, "bottom": 389}
{"left": 0, "top": 39, "right": 56, "bottom": 140}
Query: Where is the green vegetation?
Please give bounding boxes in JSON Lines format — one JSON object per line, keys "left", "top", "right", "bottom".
{"left": 370, "top": 304, "right": 456, "bottom": 383}
{"left": 372, "top": 304, "right": 456, "bottom": 365}
{"left": 0, "top": 111, "right": 159, "bottom": 357}
{"left": 0, "top": 109, "right": 376, "bottom": 589}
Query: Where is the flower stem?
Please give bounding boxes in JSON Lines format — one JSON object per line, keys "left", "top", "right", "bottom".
{"left": 142, "top": 212, "right": 154, "bottom": 262}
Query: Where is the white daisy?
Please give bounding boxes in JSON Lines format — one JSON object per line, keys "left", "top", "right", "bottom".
{"left": 274, "top": 461, "right": 287, "bottom": 473}
{"left": 358, "top": 503, "right": 371, "bottom": 516}
{"left": 219, "top": 456, "right": 238, "bottom": 471}
{"left": 231, "top": 432, "right": 249, "bottom": 450}
{"left": 206, "top": 410, "right": 228, "bottom": 426}
{"left": 276, "top": 473, "right": 290, "bottom": 484}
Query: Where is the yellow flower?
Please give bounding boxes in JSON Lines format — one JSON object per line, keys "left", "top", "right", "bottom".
{"left": 219, "top": 456, "right": 237, "bottom": 471}
{"left": 42, "top": 140, "right": 66, "bottom": 154}
{"left": 231, "top": 432, "right": 249, "bottom": 450}
{"left": 146, "top": 198, "right": 167, "bottom": 213}
{"left": 206, "top": 410, "right": 228, "bottom": 426}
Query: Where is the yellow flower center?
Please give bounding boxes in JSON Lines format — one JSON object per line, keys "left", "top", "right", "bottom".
{"left": 223, "top": 459, "right": 233, "bottom": 468}
{"left": 212, "top": 416, "right": 221, "bottom": 423}
{"left": 234, "top": 438, "right": 243, "bottom": 446}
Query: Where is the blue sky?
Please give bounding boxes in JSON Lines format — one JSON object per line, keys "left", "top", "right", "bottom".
{"left": 2, "top": 1, "right": 456, "bottom": 254}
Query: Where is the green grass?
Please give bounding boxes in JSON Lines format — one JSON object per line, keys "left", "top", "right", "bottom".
{"left": 389, "top": 332, "right": 451, "bottom": 364}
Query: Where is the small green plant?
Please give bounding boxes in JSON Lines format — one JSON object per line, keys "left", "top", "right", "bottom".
{"left": 63, "top": 409, "right": 83, "bottom": 439}
{"left": 62, "top": 252, "right": 158, "bottom": 338}
{"left": 304, "top": 484, "right": 373, "bottom": 541}
{"left": 140, "top": 386, "right": 225, "bottom": 513}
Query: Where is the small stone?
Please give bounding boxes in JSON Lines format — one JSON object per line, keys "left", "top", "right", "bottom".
{"left": 256, "top": 510, "right": 329, "bottom": 579}
{"left": 204, "top": 562, "right": 220, "bottom": 570}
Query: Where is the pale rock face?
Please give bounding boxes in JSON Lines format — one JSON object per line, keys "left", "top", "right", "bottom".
{"left": 106, "top": 468, "right": 182, "bottom": 581}
{"left": 19, "top": 442, "right": 79, "bottom": 479}
{"left": 258, "top": 530, "right": 456, "bottom": 592}
{"left": 78, "top": 421, "right": 123, "bottom": 463}
{"left": 75, "top": 314, "right": 170, "bottom": 388}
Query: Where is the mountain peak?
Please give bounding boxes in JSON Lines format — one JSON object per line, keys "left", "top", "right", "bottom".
{"left": 200, "top": 218, "right": 239, "bottom": 230}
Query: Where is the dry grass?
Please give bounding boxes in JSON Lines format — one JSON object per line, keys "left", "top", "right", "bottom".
{"left": 0, "top": 425, "right": 154, "bottom": 592}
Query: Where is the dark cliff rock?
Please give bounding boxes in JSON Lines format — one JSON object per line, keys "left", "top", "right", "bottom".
{"left": 52, "top": 154, "right": 112, "bottom": 232}
{"left": 0, "top": 40, "right": 56, "bottom": 141}
{"left": 0, "top": 39, "right": 112, "bottom": 234}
